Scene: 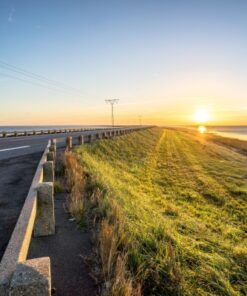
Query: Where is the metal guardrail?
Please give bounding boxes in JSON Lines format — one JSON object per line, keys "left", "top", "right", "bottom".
{"left": 0, "top": 126, "right": 145, "bottom": 138}
{"left": 0, "top": 127, "right": 101, "bottom": 138}
{"left": 0, "top": 126, "right": 153, "bottom": 295}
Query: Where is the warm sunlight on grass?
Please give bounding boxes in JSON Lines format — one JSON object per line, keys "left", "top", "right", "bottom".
{"left": 75, "top": 128, "right": 247, "bottom": 295}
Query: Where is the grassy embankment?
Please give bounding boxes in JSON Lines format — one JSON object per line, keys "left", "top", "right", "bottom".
{"left": 68, "top": 127, "right": 247, "bottom": 295}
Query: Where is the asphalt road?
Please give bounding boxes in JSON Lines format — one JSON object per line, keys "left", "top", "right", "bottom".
{"left": 0, "top": 128, "right": 123, "bottom": 261}
{"left": 0, "top": 152, "right": 43, "bottom": 260}
{"left": 0, "top": 129, "right": 104, "bottom": 160}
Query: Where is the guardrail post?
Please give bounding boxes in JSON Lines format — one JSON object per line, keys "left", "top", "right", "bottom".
{"left": 47, "top": 152, "right": 55, "bottom": 162}
{"left": 51, "top": 139, "right": 56, "bottom": 146}
{"left": 66, "top": 136, "right": 72, "bottom": 150}
{"left": 78, "top": 135, "right": 84, "bottom": 145}
{"left": 49, "top": 141, "right": 56, "bottom": 158}
{"left": 92, "top": 134, "right": 96, "bottom": 142}
{"left": 43, "top": 161, "right": 54, "bottom": 182}
{"left": 34, "top": 183, "right": 55, "bottom": 237}
{"left": 9, "top": 257, "right": 51, "bottom": 296}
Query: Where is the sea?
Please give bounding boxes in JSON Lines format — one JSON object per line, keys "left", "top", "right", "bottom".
{"left": 165, "top": 125, "right": 247, "bottom": 141}
{"left": 207, "top": 126, "right": 247, "bottom": 141}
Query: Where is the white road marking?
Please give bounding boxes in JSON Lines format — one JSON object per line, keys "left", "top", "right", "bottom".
{"left": 0, "top": 145, "right": 30, "bottom": 152}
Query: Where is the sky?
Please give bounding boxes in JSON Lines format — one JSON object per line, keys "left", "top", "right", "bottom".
{"left": 0, "top": 0, "right": 247, "bottom": 126}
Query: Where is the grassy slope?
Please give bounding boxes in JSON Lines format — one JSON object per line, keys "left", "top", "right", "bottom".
{"left": 76, "top": 128, "right": 247, "bottom": 296}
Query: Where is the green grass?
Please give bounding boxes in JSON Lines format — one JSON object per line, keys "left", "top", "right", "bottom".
{"left": 75, "top": 128, "right": 247, "bottom": 296}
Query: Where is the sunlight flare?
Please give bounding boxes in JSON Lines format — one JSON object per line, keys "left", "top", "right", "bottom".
{"left": 194, "top": 108, "right": 210, "bottom": 123}
{"left": 198, "top": 125, "right": 207, "bottom": 134}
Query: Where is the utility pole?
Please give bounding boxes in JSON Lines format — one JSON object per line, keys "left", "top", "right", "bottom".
{"left": 138, "top": 115, "right": 142, "bottom": 126}
{"left": 105, "top": 99, "right": 119, "bottom": 127}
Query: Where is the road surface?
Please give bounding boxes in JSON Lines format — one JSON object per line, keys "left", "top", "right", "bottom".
{"left": 0, "top": 130, "right": 103, "bottom": 160}
{"left": 0, "top": 128, "right": 116, "bottom": 260}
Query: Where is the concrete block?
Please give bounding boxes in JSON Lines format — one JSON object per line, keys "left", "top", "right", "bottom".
{"left": 78, "top": 135, "right": 84, "bottom": 145}
{"left": 51, "top": 139, "right": 56, "bottom": 145}
{"left": 43, "top": 162, "right": 54, "bottom": 182}
{"left": 66, "top": 136, "right": 72, "bottom": 150}
{"left": 9, "top": 257, "right": 51, "bottom": 296}
{"left": 49, "top": 145, "right": 56, "bottom": 157}
{"left": 34, "top": 183, "right": 55, "bottom": 237}
{"left": 47, "top": 151, "right": 55, "bottom": 162}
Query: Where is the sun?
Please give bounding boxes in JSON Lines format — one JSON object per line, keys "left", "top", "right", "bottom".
{"left": 194, "top": 108, "right": 210, "bottom": 123}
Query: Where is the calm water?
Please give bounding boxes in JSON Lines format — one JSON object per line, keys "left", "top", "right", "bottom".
{"left": 185, "top": 126, "right": 247, "bottom": 141}
{"left": 208, "top": 126, "right": 247, "bottom": 141}
{"left": 0, "top": 125, "right": 111, "bottom": 132}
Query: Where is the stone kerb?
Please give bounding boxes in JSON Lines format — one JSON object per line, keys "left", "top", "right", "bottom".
{"left": 66, "top": 136, "right": 73, "bottom": 150}
{"left": 0, "top": 141, "right": 54, "bottom": 295}
{"left": 43, "top": 161, "right": 54, "bottom": 182}
{"left": 9, "top": 257, "right": 51, "bottom": 296}
{"left": 34, "top": 183, "right": 55, "bottom": 237}
{"left": 78, "top": 135, "right": 84, "bottom": 145}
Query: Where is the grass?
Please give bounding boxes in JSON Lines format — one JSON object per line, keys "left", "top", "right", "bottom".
{"left": 64, "top": 151, "right": 86, "bottom": 223}
{"left": 73, "top": 127, "right": 247, "bottom": 295}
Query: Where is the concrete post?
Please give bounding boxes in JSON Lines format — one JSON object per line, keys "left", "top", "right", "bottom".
{"left": 78, "top": 135, "right": 84, "bottom": 145}
{"left": 92, "top": 134, "right": 97, "bottom": 142}
{"left": 49, "top": 145, "right": 56, "bottom": 158}
{"left": 47, "top": 152, "right": 55, "bottom": 162}
{"left": 66, "top": 136, "right": 72, "bottom": 150}
{"left": 51, "top": 139, "right": 56, "bottom": 146}
{"left": 9, "top": 257, "right": 51, "bottom": 296}
{"left": 43, "top": 161, "right": 54, "bottom": 182}
{"left": 34, "top": 183, "right": 55, "bottom": 237}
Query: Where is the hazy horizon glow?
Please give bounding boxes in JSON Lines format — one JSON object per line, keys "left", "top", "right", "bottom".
{"left": 1, "top": 0, "right": 247, "bottom": 126}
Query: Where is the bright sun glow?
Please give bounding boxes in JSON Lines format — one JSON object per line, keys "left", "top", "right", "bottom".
{"left": 194, "top": 108, "right": 210, "bottom": 123}
{"left": 198, "top": 126, "right": 207, "bottom": 134}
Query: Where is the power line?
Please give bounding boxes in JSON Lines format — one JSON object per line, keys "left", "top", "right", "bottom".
{"left": 0, "top": 60, "right": 83, "bottom": 94}
{"left": 105, "top": 99, "right": 119, "bottom": 127}
{"left": 0, "top": 72, "right": 81, "bottom": 96}
{"left": 0, "top": 59, "right": 98, "bottom": 98}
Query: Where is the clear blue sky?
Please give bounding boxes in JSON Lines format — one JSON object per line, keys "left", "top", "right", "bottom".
{"left": 0, "top": 0, "right": 247, "bottom": 125}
